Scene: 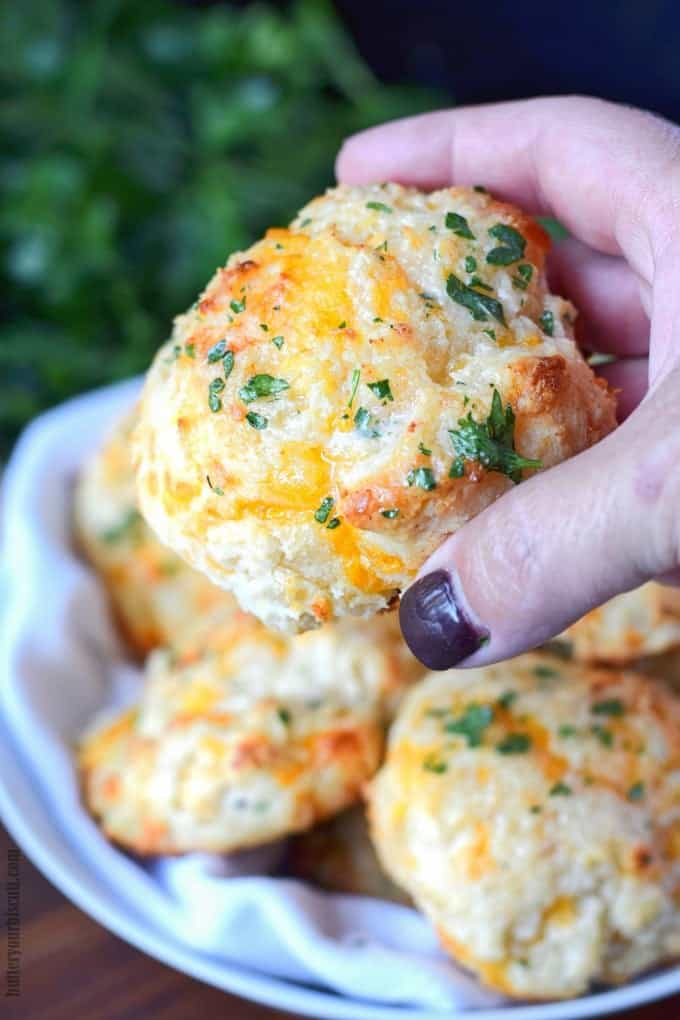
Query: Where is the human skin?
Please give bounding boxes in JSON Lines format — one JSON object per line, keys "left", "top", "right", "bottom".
{"left": 336, "top": 96, "right": 680, "bottom": 669}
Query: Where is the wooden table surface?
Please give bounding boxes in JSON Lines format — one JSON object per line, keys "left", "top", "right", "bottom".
{"left": 2, "top": 823, "right": 678, "bottom": 1020}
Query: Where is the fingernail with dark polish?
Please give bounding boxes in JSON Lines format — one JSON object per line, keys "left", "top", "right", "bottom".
{"left": 399, "top": 569, "right": 489, "bottom": 670}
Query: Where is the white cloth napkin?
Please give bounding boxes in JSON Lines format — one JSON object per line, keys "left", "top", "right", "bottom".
{"left": 0, "top": 380, "right": 502, "bottom": 1012}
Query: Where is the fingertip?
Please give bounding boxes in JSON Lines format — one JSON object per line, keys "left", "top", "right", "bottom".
{"left": 335, "top": 120, "right": 415, "bottom": 185}
{"left": 334, "top": 132, "right": 372, "bottom": 185}
{"left": 335, "top": 110, "right": 457, "bottom": 189}
{"left": 399, "top": 569, "right": 489, "bottom": 670}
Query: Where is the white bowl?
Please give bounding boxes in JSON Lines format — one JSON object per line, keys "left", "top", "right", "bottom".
{"left": 2, "top": 384, "right": 679, "bottom": 1019}
{"left": 1, "top": 719, "right": 679, "bottom": 1020}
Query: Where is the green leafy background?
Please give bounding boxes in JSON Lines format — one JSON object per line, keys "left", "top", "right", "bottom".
{"left": 1, "top": 0, "right": 441, "bottom": 456}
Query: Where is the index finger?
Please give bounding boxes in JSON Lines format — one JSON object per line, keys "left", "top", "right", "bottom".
{"left": 336, "top": 96, "right": 679, "bottom": 283}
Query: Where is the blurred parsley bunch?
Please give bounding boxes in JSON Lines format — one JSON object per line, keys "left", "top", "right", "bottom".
{"left": 0, "top": 0, "right": 441, "bottom": 456}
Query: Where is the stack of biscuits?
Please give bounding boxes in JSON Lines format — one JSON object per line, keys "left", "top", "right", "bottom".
{"left": 76, "top": 184, "right": 680, "bottom": 1002}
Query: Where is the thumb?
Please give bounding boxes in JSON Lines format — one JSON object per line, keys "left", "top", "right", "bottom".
{"left": 399, "top": 380, "right": 680, "bottom": 670}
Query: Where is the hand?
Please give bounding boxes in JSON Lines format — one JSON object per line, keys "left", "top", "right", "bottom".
{"left": 336, "top": 96, "right": 680, "bottom": 670}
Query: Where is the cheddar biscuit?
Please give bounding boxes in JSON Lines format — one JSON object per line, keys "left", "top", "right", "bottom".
{"left": 368, "top": 655, "right": 680, "bottom": 999}
{"left": 560, "top": 583, "right": 680, "bottom": 665}
{"left": 74, "top": 407, "right": 240, "bottom": 656}
{"left": 134, "top": 183, "right": 616, "bottom": 632}
{"left": 79, "top": 611, "right": 419, "bottom": 854}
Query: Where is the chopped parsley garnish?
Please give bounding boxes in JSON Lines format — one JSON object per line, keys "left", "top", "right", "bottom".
{"left": 464, "top": 255, "right": 477, "bottom": 273}
{"left": 239, "top": 374, "right": 289, "bottom": 403}
{"left": 446, "top": 273, "right": 505, "bottom": 325}
{"left": 277, "top": 707, "right": 291, "bottom": 726}
{"left": 448, "top": 387, "right": 542, "bottom": 483}
{"left": 486, "top": 223, "right": 527, "bottom": 266}
{"left": 423, "top": 754, "right": 447, "bottom": 774}
{"left": 206, "top": 475, "right": 224, "bottom": 496}
{"left": 314, "top": 496, "right": 334, "bottom": 524}
{"left": 184, "top": 343, "right": 195, "bottom": 358}
{"left": 591, "top": 724, "right": 614, "bottom": 747}
{"left": 230, "top": 297, "right": 246, "bottom": 314}
{"left": 533, "top": 665, "right": 560, "bottom": 680}
{"left": 498, "top": 690, "right": 517, "bottom": 710}
{"left": 367, "top": 378, "right": 393, "bottom": 402}
{"left": 592, "top": 698, "right": 625, "bottom": 717}
{"left": 208, "top": 377, "right": 225, "bottom": 412}
{"left": 540, "top": 310, "right": 555, "bottom": 336}
{"left": 338, "top": 320, "right": 347, "bottom": 329}
{"left": 406, "top": 466, "right": 437, "bottom": 490}
{"left": 558, "top": 725, "right": 578, "bottom": 739}
{"left": 468, "top": 275, "right": 492, "bottom": 291}
{"left": 496, "top": 733, "right": 531, "bottom": 754}
{"left": 366, "top": 201, "right": 393, "bottom": 213}
{"left": 165, "top": 343, "right": 182, "bottom": 363}
{"left": 513, "top": 263, "right": 534, "bottom": 290}
{"left": 245, "top": 411, "right": 267, "bottom": 429}
{"left": 445, "top": 211, "right": 475, "bottom": 239}
{"left": 272, "top": 335, "right": 284, "bottom": 349}
{"left": 348, "top": 368, "right": 361, "bottom": 407}
{"left": 260, "top": 322, "right": 269, "bottom": 331}
{"left": 354, "top": 406, "right": 380, "bottom": 438}
{"left": 223, "top": 350, "right": 234, "bottom": 379}
{"left": 449, "top": 457, "right": 465, "bottom": 478}
{"left": 627, "top": 782, "right": 645, "bottom": 801}
{"left": 418, "top": 441, "right": 432, "bottom": 456}
{"left": 381, "top": 508, "right": 400, "bottom": 519}
{"left": 299, "top": 217, "right": 312, "bottom": 228}
{"left": 483, "top": 328, "right": 496, "bottom": 341}
{"left": 100, "top": 508, "right": 141, "bottom": 545}
{"left": 326, "top": 517, "right": 341, "bottom": 530}
{"left": 207, "top": 339, "right": 227, "bottom": 363}
{"left": 530, "top": 805, "right": 542, "bottom": 814}
{"left": 549, "top": 781, "right": 572, "bottom": 796}
{"left": 444, "top": 703, "right": 494, "bottom": 747}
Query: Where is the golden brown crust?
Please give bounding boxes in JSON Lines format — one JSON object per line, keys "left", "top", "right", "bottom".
{"left": 134, "top": 183, "right": 616, "bottom": 632}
